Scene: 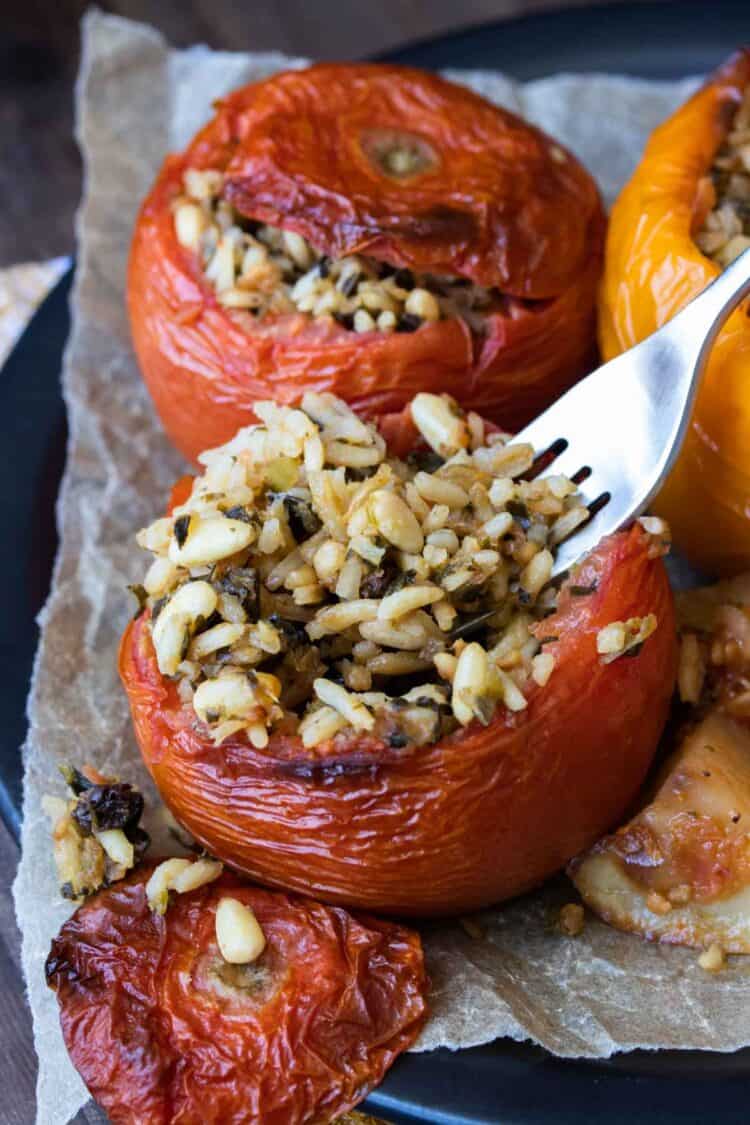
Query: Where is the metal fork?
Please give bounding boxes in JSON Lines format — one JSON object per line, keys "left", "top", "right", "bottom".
{"left": 514, "top": 246, "right": 750, "bottom": 578}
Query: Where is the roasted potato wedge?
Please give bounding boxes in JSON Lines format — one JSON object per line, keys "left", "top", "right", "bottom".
{"left": 570, "top": 711, "right": 750, "bottom": 952}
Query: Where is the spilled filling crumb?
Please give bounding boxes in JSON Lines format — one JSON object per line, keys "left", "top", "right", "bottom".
{"left": 173, "top": 168, "right": 507, "bottom": 332}
{"left": 135, "top": 391, "right": 601, "bottom": 751}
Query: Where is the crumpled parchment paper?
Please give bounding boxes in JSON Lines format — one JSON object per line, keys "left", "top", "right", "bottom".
{"left": 15, "top": 11, "right": 748, "bottom": 1125}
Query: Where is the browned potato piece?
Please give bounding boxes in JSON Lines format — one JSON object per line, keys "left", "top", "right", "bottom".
{"left": 569, "top": 712, "right": 750, "bottom": 952}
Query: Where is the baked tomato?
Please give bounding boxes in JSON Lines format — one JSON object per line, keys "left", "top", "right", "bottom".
{"left": 599, "top": 49, "right": 750, "bottom": 574}
{"left": 128, "top": 63, "right": 605, "bottom": 463}
{"left": 46, "top": 865, "right": 427, "bottom": 1124}
{"left": 120, "top": 523, "right": 676, "bottom": 917}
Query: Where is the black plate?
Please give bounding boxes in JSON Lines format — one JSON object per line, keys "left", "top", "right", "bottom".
{"left": 6, "top": 4, "right": 750, "bottom": 1122}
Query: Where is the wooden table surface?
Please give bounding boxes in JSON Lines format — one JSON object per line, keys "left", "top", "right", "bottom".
{"left": 1, "top": 2, "right": 616, "bottom": 1122}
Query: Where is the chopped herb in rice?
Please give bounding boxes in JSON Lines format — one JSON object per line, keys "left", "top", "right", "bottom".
{"left": 173, "top": 168, "right": 507, "bottom": 333}
{"left": 135, "top": 390, "right": 600, "bottom": 751}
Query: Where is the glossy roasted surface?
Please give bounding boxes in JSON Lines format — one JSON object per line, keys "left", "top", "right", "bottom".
{"left": 128, "top": 64, "right": 604, "bottom": 462}
{"left": 121, "top": 516, "right": 677, "bottom": 915}
{"left": 600, "top": 49, "right": 750, "bottom": 575}
{"left": 46, "top": 865, "right": 427, "bottom": 1124}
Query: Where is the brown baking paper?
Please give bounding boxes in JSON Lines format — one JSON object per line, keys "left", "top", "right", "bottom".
{"left": 15, "top": 12, "right": 747, "bottom": 1124}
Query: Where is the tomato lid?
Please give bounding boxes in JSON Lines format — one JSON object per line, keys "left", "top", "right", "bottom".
{"left": 190, "top": 63, "right": 602, "bottom": 299}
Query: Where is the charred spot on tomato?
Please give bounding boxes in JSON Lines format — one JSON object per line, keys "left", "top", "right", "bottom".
{"left": 570, "top": 582, "right": 598, "bottom": 596}
{"left": 45, "top": 950, "right": 76, "bottom": 986}
{"left": 384, "top": 204, "right": 478, "bottom": 246}
{"left": 360, "top": 128, "right": 439, "bottom": 180}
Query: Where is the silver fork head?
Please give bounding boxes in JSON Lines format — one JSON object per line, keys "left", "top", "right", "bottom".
{"left": 512, "top": 246, "right": 750, "bottom": 578}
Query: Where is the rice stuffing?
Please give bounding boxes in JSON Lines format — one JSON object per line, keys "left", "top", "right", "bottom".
{"left": 173, "top": 168, "right": 510, "bottom": 333}
{"left": 695, "top": 84, "right": 750, "bottom": 267}
{"left": 676, "top": 572, "right": 750, "bottom": 716}
{"left": 134, "top": 391, "right": 613, "bottom": 752}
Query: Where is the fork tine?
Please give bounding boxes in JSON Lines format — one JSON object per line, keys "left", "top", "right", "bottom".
{"left": 550, "top": 494, "right": 615, "bottom": 578}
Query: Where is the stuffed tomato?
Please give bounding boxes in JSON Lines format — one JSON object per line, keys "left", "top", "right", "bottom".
{"left": 120, "top": 392, "right": 676, "bottom": 916}
{"left": 46, "top": 861, "right": 426, "bottom": 1124}
{"left": 128, "top": 63, "right": 605, "bottom": 463}
{"left": 600, "top": 49, "right": 750, "bottom": 574}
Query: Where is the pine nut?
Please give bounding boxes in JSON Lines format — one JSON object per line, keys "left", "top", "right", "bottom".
{"left": 698, "top": 943, "right": 726, "bottom": 972}
{"left": 95, "top": 828, "right": 134, "bottom": 870}
{"left": 168, "top": 515, "right": 254, "bottom": 567}
{"left": 282, "top": 230, "right": 313, "bottom": 270}
{"left": 520, "top": 549, "right": 553, "bottom": 597}
{"left": 378, "top": 585, "right": 443, "bottom": 621}
{"left": 146, "top": 858, "right": 191, "bottom": 915}
{"left": 370, "top": 489, "right": 424, "bottom": 552}
{"left": 175, "top": 202, "right": 208, "bottom": 251}
{"left": 354, "top": 309, "right": 376, "bottom": 333}
{"left": 171, "top": 857, "right": 223, "bottom": 894}
{"left": 531, "top": 652, "right": 555, "bottom": 686}
{"left": 144, "top": 556, "right": 180, "bottom": 598}
{"left": 411, "top": 393, "right": 469, "bottom": 457}
{"left": 152, "top": 580, "right": 218, "bottom": 675}
{"left": 360, "top": 611, "right": 434, "bottom": 651}
{"left": 313, "top": 678, "right": 374, "bottom": 730}
{"left": 189, "top": 622, "right": 246, "bottom": 660}
{"left": 313, "top": 539, "right": 347, "bottom": 585}
{"left": 307, "top": 599, "right": 379, "bottom": 639}
{"left": 405, "top": 287, "right": 440, "bottom": 321}
{"left": 452, "top": 643, "right": 489, "bottom": 724}
{"left": 549, "top": 506, "right": 589, "bottom": 546}
{"left": 215, "top": 897, "right": 267, "bottom": 964}
{"left": 299, "top": 705, "right": 348, "bottom": 747}
{"left": 414, "top": 472, "right": 469, "bottom": 509}
{"left": 193, "top": 669, "right": 259, "bottom": 723}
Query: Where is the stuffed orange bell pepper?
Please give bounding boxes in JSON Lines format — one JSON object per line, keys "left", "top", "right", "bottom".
{"left": 600, "top": 49, "right": 750, "bottom": 575}
{"left": 128, "top": 63, "right": 605, "bottom": 464}
{"left": 119, "top": 391, "right": 676, "bottom": 916}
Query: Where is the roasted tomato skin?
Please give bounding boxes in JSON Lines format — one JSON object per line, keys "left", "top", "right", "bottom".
{"left": 599, "top": 50, "right": 750, "bottom": 575}
{"left": 120, "top": 523, "right": 676, "bottom": 917}
{"left": 46, "top": 866, "right": 427, "bottom": 1125}
{"left": 128, "top": 63, "right": 604, "bottom": 464}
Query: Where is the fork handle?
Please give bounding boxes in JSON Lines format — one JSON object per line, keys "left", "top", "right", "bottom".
{"left": 667, "top": 245, "right": 750, "bottom": 370}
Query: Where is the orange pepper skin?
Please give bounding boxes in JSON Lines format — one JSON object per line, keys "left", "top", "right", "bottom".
{"left": 599, "top": 50, "right": 750, "bottom": 575}
{"left": 128, "top": 63, "right": 605, "bottom": 464}
{"left": 119, "top": 523, "right": 676, "bottom": 917}
{"left": 46, "top": 866, "right": 427, "bottom": 1125}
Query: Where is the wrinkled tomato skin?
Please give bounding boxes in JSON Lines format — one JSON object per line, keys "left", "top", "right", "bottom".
{"left": 120, "top": 525, "right": 676, "bottom": 916}
{"left": 46, "top": 866, "right": 427, "bottom": 1125}
{"left": 600, "top": 50, "right": 750, "bottom": 574}
{"left": 128, "top": 64, "right": 604, "bottom": 464}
